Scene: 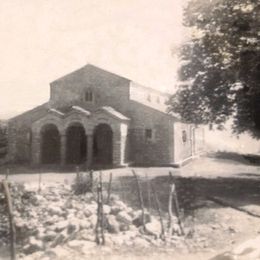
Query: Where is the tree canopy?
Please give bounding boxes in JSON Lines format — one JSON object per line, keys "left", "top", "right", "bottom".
{"left": 169, "top": 0, "right": 260, "bottom": 138}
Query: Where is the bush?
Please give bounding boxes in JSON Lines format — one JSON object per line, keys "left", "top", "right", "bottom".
{"left": 71, "top": 171, "right": 94, "bottom": 195}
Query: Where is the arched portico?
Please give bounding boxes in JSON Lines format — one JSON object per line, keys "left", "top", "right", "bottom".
{"left": 31, "top": 106, "right": 130, "bottom": 168}
{"left": 66, "top": 123, "right": 87, "bottom": 164}
{"left": 93, "top": 123, "right": 113, "bottom": 166}
{"left": 40, "top": 124, "right": 61, "bottom": 164}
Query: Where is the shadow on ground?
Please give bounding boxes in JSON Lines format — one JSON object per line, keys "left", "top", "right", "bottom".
{"left": 208, "top": 151, "right": 260, "bottom": 166}
{"left": 112, "top": 174, "right": 260, "bottom": 217}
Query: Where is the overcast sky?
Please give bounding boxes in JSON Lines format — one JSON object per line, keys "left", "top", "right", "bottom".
{"left": 0, "top": 0, "right": 185, "bottom": 119}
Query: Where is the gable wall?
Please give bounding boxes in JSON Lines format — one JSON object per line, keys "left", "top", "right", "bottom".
{"left": 50, "top": 66, "right": 130, "bottom": 112}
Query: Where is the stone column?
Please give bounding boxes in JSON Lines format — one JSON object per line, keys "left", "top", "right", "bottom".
{"left": 113, "top": 123, "right": 128, "bottom": 166}
{"left": 60, "top": 134, "right": 66, "bottom": 166}
{"left": 86, "top": 134, "right": 93, "bottom": 169}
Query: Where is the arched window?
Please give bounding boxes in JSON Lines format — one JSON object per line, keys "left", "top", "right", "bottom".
{"left": 182, "top": 130, "right": 187, "bottom": 143}
{"left": 85, "top": 89, "right": 93, "bottom": 102}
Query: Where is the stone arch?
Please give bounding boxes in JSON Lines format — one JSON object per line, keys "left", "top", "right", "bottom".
{"left": 93, "top": 123, "right": 113, "bottom": 166}
{"left": 40, "top": 124, "right": 61, "bottom": 164}
{"left": 65, "top": 122, "right": 87, "bottom": 164}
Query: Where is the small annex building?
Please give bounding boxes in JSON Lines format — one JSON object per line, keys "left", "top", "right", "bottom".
{"left": 7, "top": 64, "right": 204, "bottom": 168}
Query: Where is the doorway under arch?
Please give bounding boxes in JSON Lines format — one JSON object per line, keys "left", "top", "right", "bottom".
{"left": 66, "top": 124, "right": 87, "bottom": 164}
{"left": 41, "top": 124, "right": 60, "bottom": 164}
{"left": 93, "top": 123, "right": 113, "bottom": 166}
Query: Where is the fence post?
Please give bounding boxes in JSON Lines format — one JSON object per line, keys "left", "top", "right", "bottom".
{"left": 132, "top": 170, "right": 146, "bottom": 232}
{"left": 107, "top": 172, "right": 113, "bottom": 204}
{"left": 168, "top": 183, "right": 174, "bottom": 234}
{"left": 95, "top": 172, "right": 105, "bottom": 245}
{"left": 5, "top": 168, "right": 10, "bottom": 180}
{"left": 169, "top": 171, "right": 184, "bottom": 236}
{"left": 145, "top": 172, "right": 152, "bottom": 212}
{"left": 151, "top": 183, "right": 165, "bottom": 240}
{"left": 2, "top": 180, "right": 16, "bottom": 260}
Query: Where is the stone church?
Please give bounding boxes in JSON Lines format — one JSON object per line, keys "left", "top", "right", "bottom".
{"left": 7, "top": 64, "right": 204, "bottom": 168}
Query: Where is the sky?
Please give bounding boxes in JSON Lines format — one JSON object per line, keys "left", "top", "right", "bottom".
{"left": 0, "top": 0, "right": 185, "bottom": 119}
{"left": 1, "top": 0, "right": 259, "bottom": 152}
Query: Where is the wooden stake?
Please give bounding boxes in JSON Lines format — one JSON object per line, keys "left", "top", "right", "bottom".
{"left": 169, "top": 172, "right": 185, "bottom": 236}
{"left": 2, "top": 180, "right": 16, "bottom": 260}
{"left": 168, "top": 183, "right": 174, "bottom": 234}
{"left": 95, "top": 181, "right": 101, "bottom": 245}
{"left": 38, "top": 172, "right": 42, "bottom": 193}
{"left": 145, "top": 172, "right": 152, "bottom": 212}
{"left": 172, "top": 186, "right": 185, "bottom": 236}
{"left": 95, "top": 172, "right": 105, "bottom": 245}
{"left": 107, "top": 172, "right": 113, "bottom": 204}
{"left": 76, "top": 166, "right": 80, "bottom": 182}
{"left": 132, "top": 170, "right": 146, "bottom": 231}
{"left": 99, "top": 172, "right": 105, "bottom": 245}
{"left": 5, "top": 168, "right": 9, "bottom": 180}
{"left": 151, "top": 183, "right": 165, "bottom": 240}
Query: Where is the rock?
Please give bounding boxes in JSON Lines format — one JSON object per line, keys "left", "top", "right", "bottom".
{"left": 23, "top": 237, "right": 44, "bottom": 254}
{"left": 106, "top": 215, "right": 120, "bottom": 234}
{"left": 89, "top": 215, "right": 98, "bottom": 228}
{"left": 133, "top": 237, "right": 150, "bottom": 248}
{"left": 103, "top": 205, "right": 111, "bottom": 214}
{"left": 119, "top": 223, "right": 130, "bottom": 232}
{"left": 132, "top": 211, "right": 151, "bottom": 227}
{"left": 68, "top": 240, "right": 96, "bottom": 251}
{"left": 116, "top": 211, "right": 132, "bottom": 225}
{"left": 110, "top": 206, "right": 121, "bottom": 215}
{"left": 84, "top": 209, "right": 93, "bottom": 218}
{"left": 67, "top": 221, "right": 80, "bottom": 234}
{"left": 78, "top": 219, "right": 92, "bottom": 230}
{"left": 48, "top": 205, "right": 63, "bottom": 216}
{"left": 42, "top": 231, "right": 57, "bottom": 242}
{"left": 109, "top": 194, "right": 120, "bottom": 202}
{"left": 67, "top": 239, "right": 86, "bottom": 249}
{"left": 77, "top": 230, "right": 95, "bottom": 241}
{"left": 45, "top": 215, "right": 60, "bottom": 225}
{"left": 51, "top": 231, "right": 67, "bottom": 247}
{"left": 54, "top": 220, "right": 69, "bottom": 232}
{"left": 145, "top": 219, "right": 161, "bottom": 236}
{"left": 110, "top": 236, "right": 124, "bottom": 246}
{"left": 44, "top": 245, "right": 69, "bottom": 259}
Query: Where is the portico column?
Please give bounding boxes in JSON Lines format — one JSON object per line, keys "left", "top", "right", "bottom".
{"left": 86, "top": 134, "right": 93, "bottom": 169}
{"left": 60, "top": 133, "right": 66, "bottom": 166}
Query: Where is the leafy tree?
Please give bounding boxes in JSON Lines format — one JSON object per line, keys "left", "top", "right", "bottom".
{"left": 169, "top": 0, "right": 260, "bottom": 137}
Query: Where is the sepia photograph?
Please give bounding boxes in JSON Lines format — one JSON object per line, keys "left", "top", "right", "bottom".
{"left": 0, "top": 0, "right": 259, "bottom": 259}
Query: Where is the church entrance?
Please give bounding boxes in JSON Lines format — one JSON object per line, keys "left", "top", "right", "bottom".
{"left": 93, "top": 123, "right": 113, "bottom": 166}
{"left": 66, "top": 124, "right": 87, "bottom": 164}
{"left": 41, "top": 124, "right": 60, "bottom": 164}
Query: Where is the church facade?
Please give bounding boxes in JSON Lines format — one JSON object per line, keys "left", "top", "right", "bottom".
{"left": 7, "top": 64, "right": 204, "bottom": 168}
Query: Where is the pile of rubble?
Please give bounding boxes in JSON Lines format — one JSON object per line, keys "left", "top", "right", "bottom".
{"left": 0, "top": 182, "right": 184, "bottom": 259}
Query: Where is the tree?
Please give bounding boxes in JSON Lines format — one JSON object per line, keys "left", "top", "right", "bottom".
{"left": 169, "top": 0, "right": 260, "bottom": 138}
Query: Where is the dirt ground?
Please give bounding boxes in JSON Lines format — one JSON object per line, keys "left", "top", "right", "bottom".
{"left": 1, "top": 153, "right": 260, "bottom": 259}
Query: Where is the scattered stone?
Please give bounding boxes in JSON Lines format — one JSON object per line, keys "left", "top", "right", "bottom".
{"left": 23, "top": 237, "right": 44, "bottom": 254}
{"left": 54, "top": 220, "right": 69, "bottom": 232}
{"left": 145, "top": 219, "right": 161, "bottom": 237}
{"left": 48, "top": 205, "right": 63, "bottom": 216}
{"left": 116, "top": 211, "right": 132, "bottom": 225}
{"left": 51, "top": 231, "right": 67, "bottom": 248}
{"left": 103, "top": 205, "right": 111, "bottom": 214}
{"left": 106, "top": 215, "right": 120, "bottom": 234}
{"left": 133, "top": 237, "right": 150, "bottom": 248}
{"left": 132, "top": 211, "right": 151, "bottom": 227}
